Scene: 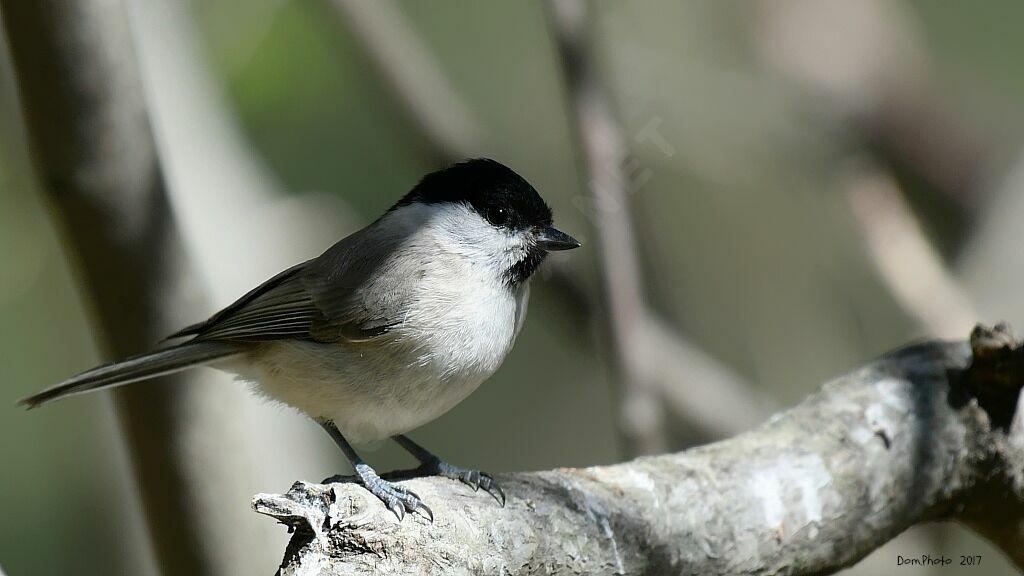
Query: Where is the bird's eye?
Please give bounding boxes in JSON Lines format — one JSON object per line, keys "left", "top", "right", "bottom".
{"left": 486, "top": 207, "right": 509, "bottom": 226}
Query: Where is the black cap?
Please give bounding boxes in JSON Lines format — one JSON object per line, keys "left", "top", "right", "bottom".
{"left": 393, "top": 158, "right": 553, "bottom": 230}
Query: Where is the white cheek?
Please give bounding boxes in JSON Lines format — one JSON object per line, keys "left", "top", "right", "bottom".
{"left": 432, "top": 204, "right": 530, "bottom": 274}
{"left": 385, "top": 202, "right": 533, "bottom": 280}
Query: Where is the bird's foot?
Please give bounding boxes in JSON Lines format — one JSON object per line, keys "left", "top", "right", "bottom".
{"left": 386, "top": 459, "right": 505, "bottom": 506}
{"left": 434, "top": 461, "right": 505, "bottom": 505}
{"left": 322, "top": 464, "right": 433, "bottom": 522}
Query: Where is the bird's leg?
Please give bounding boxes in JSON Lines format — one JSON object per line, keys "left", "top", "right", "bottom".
{"left": 387, "top": 435, "right": 505, "bottom": 506}
{"left": 317, "top": 420, "right": 432, "bottom": 522}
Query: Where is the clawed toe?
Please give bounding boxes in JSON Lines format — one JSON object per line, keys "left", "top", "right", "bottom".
{"left": 390, "top": 435, "right": 506, "bottom": 508}
{"left": 317, "top": 423, "right": 434, "bottom": 521}
{"left": 411, "top": 499, "right": 434, "bottom": 522}
{"left": 355, "top": 463, "right": 433, "bottom": 522}
{"left": 461, "top": 469, "right": 481, "bottom": 489}
{"left": 437, "top": 462, "right": 505, "bottom": 506}
{"left": 477, "top": 473, "right": 506, "bottom": 507}
{"left": 386, "top": 484, "right": 433, "bottom": 522}
{"left": 324, "top": 464, "right": 503, "bottom": 514}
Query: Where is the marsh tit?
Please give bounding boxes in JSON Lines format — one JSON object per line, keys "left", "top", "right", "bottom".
{"left": 21, "top": 158, "right": 580, "bottom": 520}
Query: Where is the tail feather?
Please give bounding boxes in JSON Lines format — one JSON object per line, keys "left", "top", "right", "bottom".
{"left": 20, "top": 341, "right": 242, "bottom": 409}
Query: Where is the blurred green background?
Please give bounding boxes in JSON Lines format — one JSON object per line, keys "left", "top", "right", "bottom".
{"left": 2, "top": 1, "right": 1022, "bottom": 574}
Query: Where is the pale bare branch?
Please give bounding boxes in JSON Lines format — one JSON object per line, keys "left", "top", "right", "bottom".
{"left": 543, "top": 0, "right": 771, "bottom": 452}
{"left": 327, "top": 0, "right": 483, "bottom": 163}
{"left": 845, "top": 162, "right": 977, "bottom": 337}
{"left": 255, "top": 323, "right": 1024, "bottom": 575}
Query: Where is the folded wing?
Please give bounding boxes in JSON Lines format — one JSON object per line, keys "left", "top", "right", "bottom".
{"left": 171, "top": 226, "right": 409, "bottom": 344}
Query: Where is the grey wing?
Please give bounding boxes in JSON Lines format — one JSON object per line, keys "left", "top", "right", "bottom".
{"left": 173, "top": 226, "right": 409, "bottom": 343}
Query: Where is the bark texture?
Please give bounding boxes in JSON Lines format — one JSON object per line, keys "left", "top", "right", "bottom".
{"left": 255, "top": 324, "right": 1024, "bottom": 575}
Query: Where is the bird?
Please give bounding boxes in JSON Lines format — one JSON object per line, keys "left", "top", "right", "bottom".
{"left": 20, "top": 158, "right": 580, "bottom": 521}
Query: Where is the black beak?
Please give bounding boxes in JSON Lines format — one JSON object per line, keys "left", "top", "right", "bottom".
{"left": 535, "top": 226, "right": 581, "bottom": 251}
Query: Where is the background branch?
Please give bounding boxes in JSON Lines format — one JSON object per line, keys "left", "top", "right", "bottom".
{"left": 326, "top": 0, "right": 483, "bottom": 165}
{"left": 125, "top": 0, "right": 361, "bottom": 570}
{"left": 845, "top": 161, "right": 977, "bottom": 337}
{"left": 0, "top": 1, "right": 250, "bottom": 573}
{"left": 255, "top": 323, "right": 1024, "bottom": 575}
{"left": 543, "top": 0, "right": 770, "bottom": 453}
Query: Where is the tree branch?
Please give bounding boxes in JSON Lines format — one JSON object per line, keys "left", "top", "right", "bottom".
{"left": 326, "top": 0, "right": 483, "bottom": 165}
{"left": 254, "top": 323, "right": 1024, "bottom": 575}
{"left": 543, "top": 0, "right": 771, "bottom": 452}
{"left": 845, "top": 161, "right": 977, "bottom": 337}
{"left": 543, "top": 0, "right": 665, "bottom": 454}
